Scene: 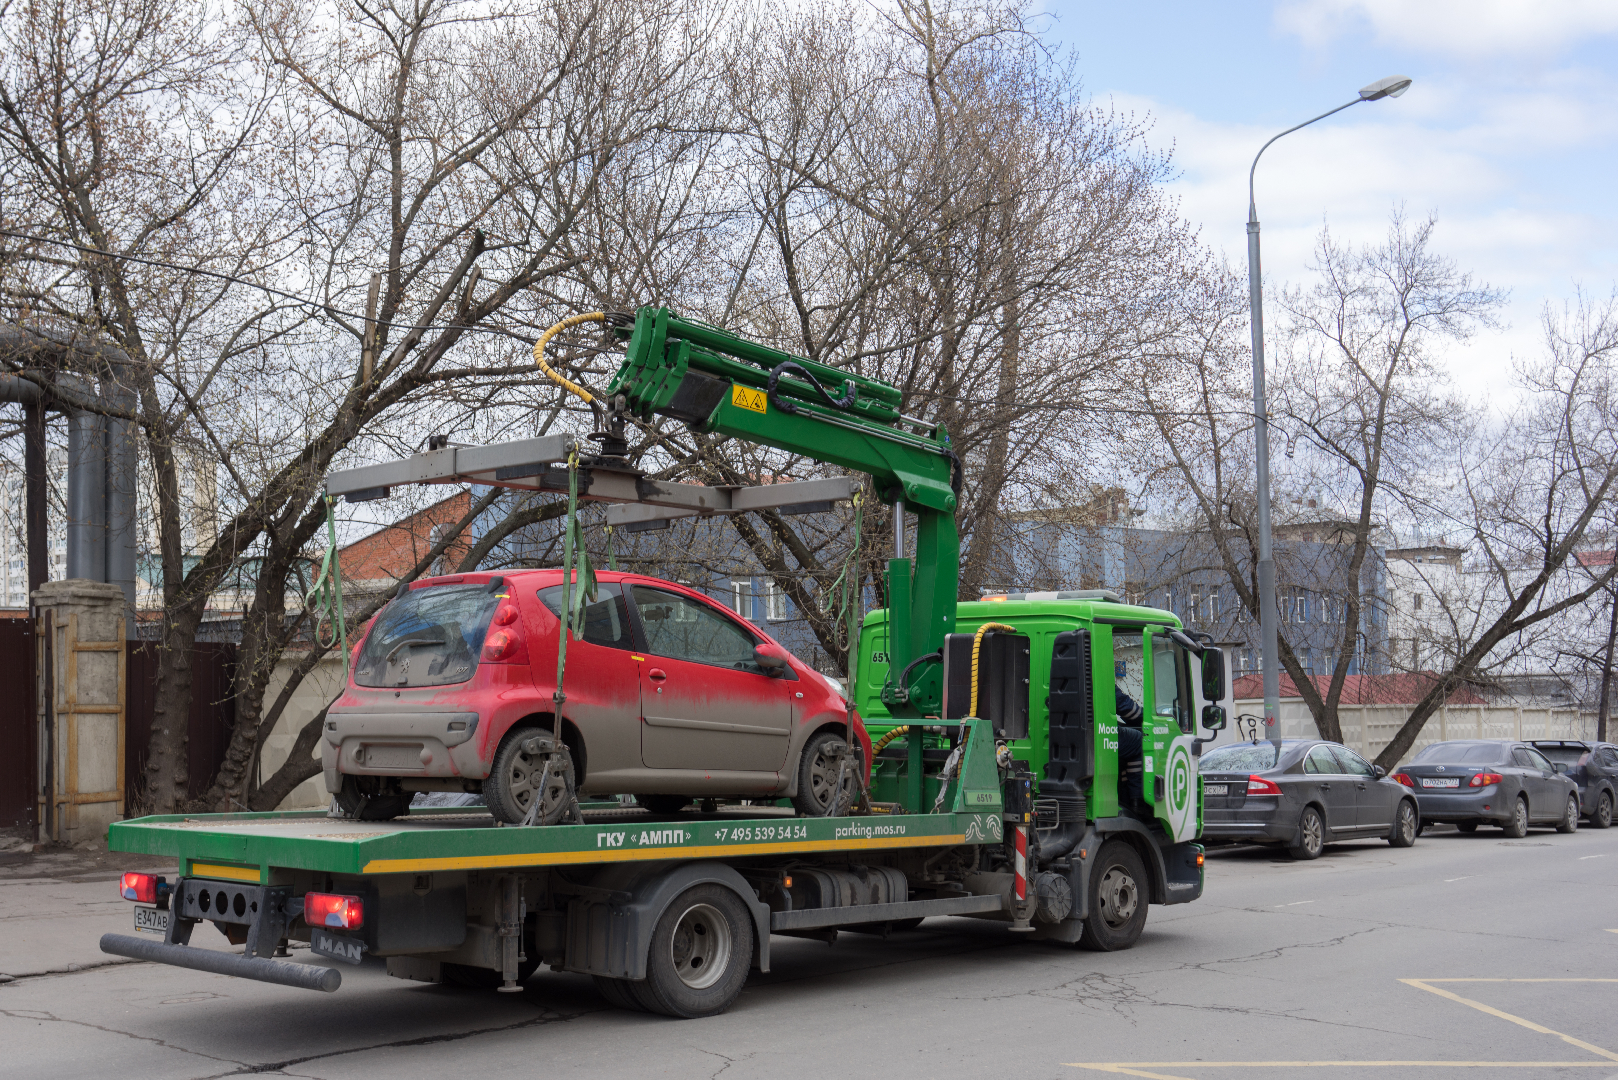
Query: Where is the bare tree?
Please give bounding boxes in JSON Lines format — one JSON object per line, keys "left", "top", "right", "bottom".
{"left": 1145, "top": 213, "right": 1504, "bottom": 741}
{"left": 1373, "top": 291, "right": 1618, "bottom": 766}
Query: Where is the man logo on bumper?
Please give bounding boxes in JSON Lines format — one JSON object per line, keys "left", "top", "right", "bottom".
{"left": 311, "top": 928, "right": 366, "bottom": 965}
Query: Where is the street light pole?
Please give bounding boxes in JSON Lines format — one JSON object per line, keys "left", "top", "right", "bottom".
{"left": 1246, "top": 75, "right": 1411, "bottom": 752}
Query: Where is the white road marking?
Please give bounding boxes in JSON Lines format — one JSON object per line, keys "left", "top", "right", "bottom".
{"left": 1578, "top": 854, "right": 1607, "bottom": 860}
{"left": 1444, "top": 876, "right": 1475, "bottom": 882}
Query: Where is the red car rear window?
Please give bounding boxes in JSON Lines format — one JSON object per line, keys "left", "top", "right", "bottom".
{"left": 355, "top": 584, "right": 498, "bottom": 687}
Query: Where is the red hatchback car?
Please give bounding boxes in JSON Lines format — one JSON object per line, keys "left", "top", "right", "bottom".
{"left": 322, "top": 570, "right": 870, "bottom": 823}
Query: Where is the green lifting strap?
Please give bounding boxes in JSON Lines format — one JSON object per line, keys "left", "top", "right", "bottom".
{"left": 304, "top": 494, "right": 351, "bottom": 678}
{"left": 553, "top": 449, "right": 597, "bottom": 709}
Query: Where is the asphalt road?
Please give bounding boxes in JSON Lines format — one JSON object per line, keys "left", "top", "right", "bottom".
{"left": 3, "top": 823, "right": 1616, "bottom": 1080}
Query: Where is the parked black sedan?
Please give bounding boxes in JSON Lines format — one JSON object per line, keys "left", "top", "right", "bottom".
{"left": 1529, "top": 740, "right": 1617, "bottom": 829}
{"left": 1393, "top": 740, "right": 1581, "bottom": 837}
{"left": 1199, "top": 739, "right": 1420, "bottom": 860}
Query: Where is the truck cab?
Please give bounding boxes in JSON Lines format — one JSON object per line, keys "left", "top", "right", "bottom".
{"left": 855, "top": 590, "right": 1227, "bottom": 930}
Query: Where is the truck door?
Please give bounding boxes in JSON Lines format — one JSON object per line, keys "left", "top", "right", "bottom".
{"left": 629, "top": 585, "right": 793, "bottom": 774}
{"left": 1145, "top": 630, "right": 1199, "bottom": 842}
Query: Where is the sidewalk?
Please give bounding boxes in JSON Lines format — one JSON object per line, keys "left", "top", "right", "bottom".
{"left": 0, "top": 846, "right": 189, "bottom": 979}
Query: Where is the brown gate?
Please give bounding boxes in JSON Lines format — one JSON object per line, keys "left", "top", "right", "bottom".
{"left": 125, "top": 642, "right": 238, "bottom": 807}
{"left": 0, "top": 618, "right": 37, "bottom": 832}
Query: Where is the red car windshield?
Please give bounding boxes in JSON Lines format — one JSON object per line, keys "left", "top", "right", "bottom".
{"left": 355, "top": 584, "right": 498, "bottom": 687}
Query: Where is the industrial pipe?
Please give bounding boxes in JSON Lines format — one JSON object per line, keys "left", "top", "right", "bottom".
{"left": 0, "top": 328, "right": 139, "bottom": 632}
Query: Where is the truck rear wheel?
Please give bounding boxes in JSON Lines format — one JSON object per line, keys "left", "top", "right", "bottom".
{"left": 593, "top": 974, "right": 648, "bottom": 1011}
{"left": 1076, "top": 840, "right": 1148, "bottom": 952}
{"left": 631, "top": 883, "right": 754, "bottom": 1018}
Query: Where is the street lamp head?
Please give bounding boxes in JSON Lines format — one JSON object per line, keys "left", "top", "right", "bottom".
{"left": 1359, "top": 75, "right": 1413, "bottom": 101}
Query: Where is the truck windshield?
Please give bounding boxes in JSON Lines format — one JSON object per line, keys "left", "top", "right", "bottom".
{"left": 1151, "top": 635, "right": 1194, "bottom": 734}
{"left": 355, "top": 584, "right": 497, "bottom": 687}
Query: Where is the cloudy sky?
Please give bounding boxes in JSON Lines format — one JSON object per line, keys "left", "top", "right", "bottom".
{"left": 1037, "top": 0, "right": 1618, "bottom": 406}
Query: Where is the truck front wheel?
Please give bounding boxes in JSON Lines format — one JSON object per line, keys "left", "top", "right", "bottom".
{"left": 630, "top": 883, "right": 754, "bottom": 1018}
{"left": 1076, "top": 840, "right": 1148, "bottom": 952}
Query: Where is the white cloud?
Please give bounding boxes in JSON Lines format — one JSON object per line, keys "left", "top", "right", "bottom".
{"left": 1109, "top": 70, "right": 1618, "bottom": 407}
{"left": 1276, "top": 0, "right": 1618, "bottom": 58}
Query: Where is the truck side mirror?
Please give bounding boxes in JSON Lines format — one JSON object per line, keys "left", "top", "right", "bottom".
{"left": 1200, "top": 648, "right": 1226, "bottom": 702}
{"left": 1201, "top": 704, "right": 1227, "bottom": 731}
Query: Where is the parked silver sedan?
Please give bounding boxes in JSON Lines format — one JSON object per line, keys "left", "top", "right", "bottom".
{"left": 1199, "top": 739, "right": 1420, "bottom": 860}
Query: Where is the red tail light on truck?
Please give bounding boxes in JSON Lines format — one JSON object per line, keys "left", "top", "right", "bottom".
{"left": 304, "top": 892, "right": 365, "bottom": 929}
{"left": 119, "top": 872, "right": 167, "bottom": 903}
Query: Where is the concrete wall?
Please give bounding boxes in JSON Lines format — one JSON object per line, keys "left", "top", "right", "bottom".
{"left": 1234, "top": 697, "right": 1599, "bottom": 766}
{"left": 258, "top": 653, "right": 346, "bottom": 810}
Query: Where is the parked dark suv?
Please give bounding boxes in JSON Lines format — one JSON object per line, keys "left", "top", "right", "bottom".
{"left": 1529, "top": 740, "right": 1617, "bottom": 829}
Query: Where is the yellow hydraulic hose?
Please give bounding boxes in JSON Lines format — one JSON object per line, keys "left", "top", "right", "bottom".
{"left": 533, "top": 312, "right": 607, "bottom": 404}
{"left": 970, "top": 622, "right": 1017, "bottom": 718}
{"left": 871, "top": 726, "right": 911, "bottom": 754}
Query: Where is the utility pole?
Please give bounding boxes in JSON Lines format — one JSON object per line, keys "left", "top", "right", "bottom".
{"left": 1245, "top": 74, "right": 1411, "bottom": 752}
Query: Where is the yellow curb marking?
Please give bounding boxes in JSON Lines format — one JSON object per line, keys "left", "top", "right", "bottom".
{"left": 1065, "top": 1064, "right": 1618, "bottom": 1077}
{"left": 1066, "top": 978, "right": 1618, "bottom": 1077}
{"left": 1400, "top": 979, "right": 1618, "bottom": 1062}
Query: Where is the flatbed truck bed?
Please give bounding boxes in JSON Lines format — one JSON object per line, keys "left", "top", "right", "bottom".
{"left": 101, "top": 781, "right": 1202, "bottom": 1016}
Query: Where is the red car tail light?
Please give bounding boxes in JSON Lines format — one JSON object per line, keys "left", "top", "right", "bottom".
{"left": 120, "top": 872, "right": 164, "bottom": 903}
{"left": 481, "top": 604, "right": 526, "bottom": 663}
{"left": 304, "top": 892, "right": 364, "bottom": 929}
{"left": 482, "top": 627, "right": 523, "bottom": 661}
{"left": 1391, "top": 772, "right": 1415, "bottom": 787}
{"left": 1246, "top": 775, "right": 1283, "bottom": 796}
{"left": 1469, "top": 772, "right": 1504, "bottom": 787}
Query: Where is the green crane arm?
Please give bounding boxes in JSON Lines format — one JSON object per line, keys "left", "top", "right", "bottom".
{"left": 605, "top": 306, "right": 958, "bottom": 716}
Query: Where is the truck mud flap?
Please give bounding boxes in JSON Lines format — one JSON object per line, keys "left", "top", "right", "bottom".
{"left": 1160, "top": 841, "right": 1204, "bottom": 904}
{"left": 99, "top": 933, "right": 342, "bottom": 992}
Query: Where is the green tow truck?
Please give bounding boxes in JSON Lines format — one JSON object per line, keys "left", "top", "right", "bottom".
{"left": 101, "top": 307, "right": 1227, "bottom": 1017}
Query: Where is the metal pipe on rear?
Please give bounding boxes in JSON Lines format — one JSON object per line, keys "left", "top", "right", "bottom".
{"left": 99, "top": 933, "right": 342, "bottom": 992}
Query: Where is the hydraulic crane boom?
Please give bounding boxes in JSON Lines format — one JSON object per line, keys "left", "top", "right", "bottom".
{"left": 605, "top": 306, "right": 959, "bottom": 717}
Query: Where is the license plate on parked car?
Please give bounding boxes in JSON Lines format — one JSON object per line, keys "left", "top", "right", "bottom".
{"left": 1421, "top": 778, "right": 1460, "bottom": 788}
{"left": 133, "top": 906, "right": 169, "bottom": 934}
{"left": 1203, "top": 784, "right": 1229, "bottom": 795}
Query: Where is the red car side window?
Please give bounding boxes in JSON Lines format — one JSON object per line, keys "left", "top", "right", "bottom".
{"left": 631, "top": 585, "right": 759, "bottom": 669}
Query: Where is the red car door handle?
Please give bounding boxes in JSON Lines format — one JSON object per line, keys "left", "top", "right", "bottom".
{"left": 647, "top": 668, "right": 667, "bottom": 681}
